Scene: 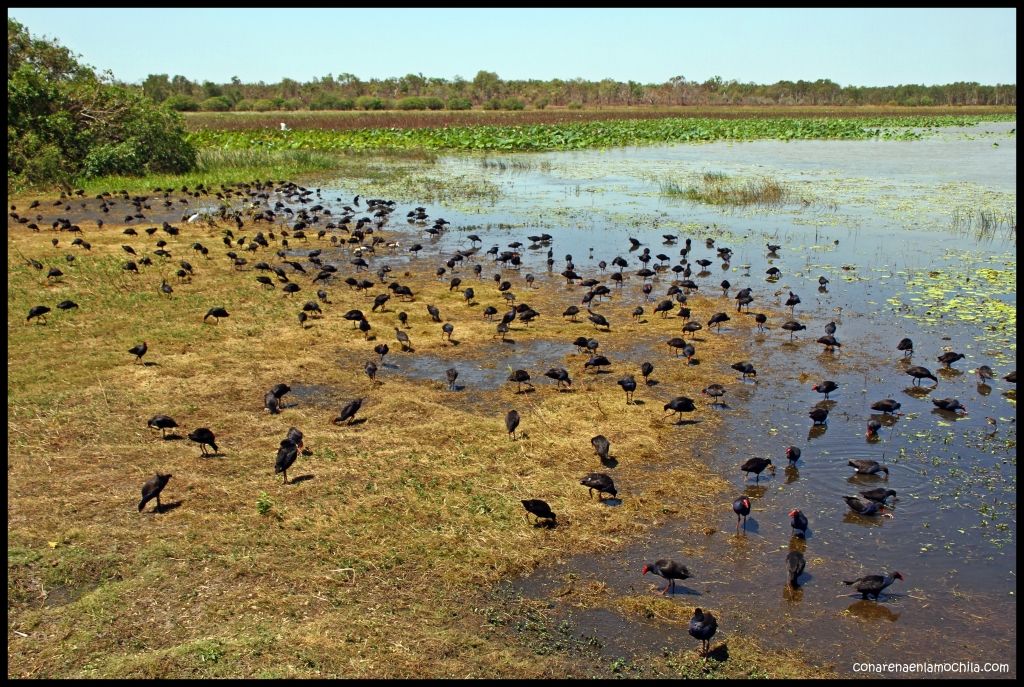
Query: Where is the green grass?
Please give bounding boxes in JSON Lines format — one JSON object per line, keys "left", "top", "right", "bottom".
{"left": 662, "top": 173, "right": 796, "bottom": 207}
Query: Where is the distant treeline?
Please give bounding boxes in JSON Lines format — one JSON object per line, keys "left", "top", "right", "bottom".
{"left": 137, "top": 71, "right": 1016, "bottom": 112}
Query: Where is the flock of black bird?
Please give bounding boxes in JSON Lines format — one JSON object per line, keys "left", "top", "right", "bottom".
{"left": 15, "top": 180, "right": 1017, "bottom": 658}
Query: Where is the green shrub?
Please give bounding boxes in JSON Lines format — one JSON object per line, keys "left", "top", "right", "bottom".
{"left": 446, "top": 97, "right": 473, "bottom": 110}
{"left": 568, "top": 101, "right": 583, "bottom": 110}
{"left": 282, "top": 98, "right": 303, "bottom": 111}
{"left": 199, "top": 96, "right": 232, "bottom": 112}
{"left": 483, "top": 98, "right": 502, "bottom": 111}
{"left": 251, "top": 99, "right": 277, "bottom": 112}
{"left": 163, "top": 94, "right": 199, "bottom": 111}
{"left": 501, "top": 98, "right": 525, "bottom": 111}
{"left": 533, "top": 98, "right": 548, "bottom": 110}
{"left": 396, "top": 96, "right": 427, "bottom": 110}
{"left": 233, "top": 99, "right": 255, "bottom": 111}
{"left": 355, "top": 95, "right": 387, "bottom": 110}
{"left": 423, "top": 97, "right": 445, "bottom": 110}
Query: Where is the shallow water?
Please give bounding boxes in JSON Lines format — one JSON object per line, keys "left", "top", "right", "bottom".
{"left": 332, "top": 122, "right": 1014, "bottom": 674}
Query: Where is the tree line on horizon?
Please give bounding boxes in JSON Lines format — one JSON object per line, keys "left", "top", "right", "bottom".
{"left": 141, "top": 70, "right": 1016, "bottom": 113}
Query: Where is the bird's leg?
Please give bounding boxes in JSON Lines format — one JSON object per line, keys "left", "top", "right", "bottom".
{"left": 155, "top": 494, "right": 161, "bottom": 513}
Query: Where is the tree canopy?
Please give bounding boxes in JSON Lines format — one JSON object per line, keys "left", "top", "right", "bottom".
{"left": 8, "top": 18, "right": 196, "bottom": 192}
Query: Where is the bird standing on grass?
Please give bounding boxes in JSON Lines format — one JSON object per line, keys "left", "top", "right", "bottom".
{"left": 688, "top": 607, "right": 718, "bottom": 655}
{"left": 521, "top": 499, "right": 556, "bottom": 525}
{"left": 128, "top": 341, "right": 148, "bottom": 364}
{"left": 188, "top": 427, "right": 218, "bottom": 456}
{"left": 333, "top": 399, "right": 363, "bottom": 425}
{"left": 506, "top": 409, "right": 521, "bottom": 440}
{"left": 580, "top": 473, "right": 617, "bottom": 499}
{"left": 275, "top": 438, "right": 299, "bottom": 484}
{"left": 138, "top": 473, "right": 172, "bottom": 513}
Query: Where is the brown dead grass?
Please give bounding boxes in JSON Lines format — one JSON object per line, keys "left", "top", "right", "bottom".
{"left": 8, "top": 207, "right": 820, "bottom": 678}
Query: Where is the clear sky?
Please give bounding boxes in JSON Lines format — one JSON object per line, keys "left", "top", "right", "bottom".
{"left": 7, "top": 8, "right": 1017, "bottom": 87}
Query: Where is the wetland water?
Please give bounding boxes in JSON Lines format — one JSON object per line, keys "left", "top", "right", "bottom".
{"left": 324, "top": 122, "right": 1015, "bottom": 674}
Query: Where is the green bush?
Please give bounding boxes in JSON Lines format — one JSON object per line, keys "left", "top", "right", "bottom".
{"left": 482, "top": 98, "right": 502, "bottom": 111}
{"left": 446, "top": 97, "right": 473, "bottom": 110}
{"left": 355, "top": 96, "right": 387, "bottom": 111}
{"left": 199, "top": 96, "right": 232, "bottom": 112}
{"left": 396, "top": 96, "right": 427, "bottom": 110}
{"left": 533, "top": 98, "right": 548, "bottom": 110}
{"left": 423, "top": 97, "right": 444, "bottom": 110}
{"left": 7, "top": 18, "right": 196, "bottom": 190}
{"left": 282, "top": 98, "right": 303, "bottom": 111}
{"left": 568, "top": 101, "right": 583, "bottom": 110}
{"left": 501, "top": 98, "right": 525, "bottom": 110}
{"left": 163, "top": 94, "right": 199, "bottom": 111}
{"left": 251, "top": 99, "right": 277, "bottom": 112}
{"left": 233, "top": 98, "right": 255, "bottom": 111}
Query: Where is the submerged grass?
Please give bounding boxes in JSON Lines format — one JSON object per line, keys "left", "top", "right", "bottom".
{"left": 662, "top": 173, "right": 797, "bottom": 207}
{"left": 8, "top": 205, "right": 817, "bottom": 677}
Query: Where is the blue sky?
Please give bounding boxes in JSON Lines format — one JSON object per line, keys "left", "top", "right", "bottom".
{"left": 8, "top": 8, "right": 1017, "bottom": 87}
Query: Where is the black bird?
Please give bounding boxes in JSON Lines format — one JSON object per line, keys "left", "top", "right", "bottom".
{"left": 688, "top": 607, "right": 718, "bottom": 655}
{"left": 844, "top": 572, "right": 904, "bottom": 600}
{"left": 871, "top": 399, "right": 902, "bottom": 414}
{"left": 591, "top": 435, "right": 610, "bottom": 462}
{"left": 785, "top": 291, "right": 801, "bottom": 311}
{"left": 976, "top": 365, "right": 994, "bottom": 383}
{"left": 445, "top": 367, "right": 458, "bottom": 390}
{"left": 860, "top": 488, "right": 897, "bottom": 504}
{"left": 427, "top": 304, "right": 441, "bottom": 322}
{"left": 521, "top": 499, "right": 555, "bottom": 525}
{"left": 817, "top": 335, "right": 842, "bottom": 352}
{"left": 544, "top": 367, "right": 572, "bottom": 389}
{"left": 701, "top": 384, "right": 726, "bottom": 406}
{"left": 563, "top": 305, "right": 580, "bottom": 321}
{"left": 849, "top": 459, "right": 889, "bottom": 477}
{"left": 188, "top": 427, "right": 218, "bottom": 456}
{"left": 782, "top": 320, "right": 806, "bottom": 340}
{"left": 1004, "top": 371, "right": 1016, "bottom": 384}
{"left": 27, "top": 305, "right": 51, "bottom": 324}
{"left": 843, "top": 495, "right": 889, "bottom": 516}
{"left": 286, "top": 426, "right": 305, "bottom": 453}
{"left": 617, "top": 374, "right": 637, "bottom": 403}
{"left": 270, "top": 383, "right": 291, "bottom": 400}
{"left": 812, "top": 380, "right": 838, "bottom": 399}
{"left": 640, "top": 361, "right": 654, "bottom": 384}
{"left": 128, "top": 341, "right": 148, "bottom": 364}
{"left": 667, "top": 337, "right": 688, "bottom": 357}
{"left": 505, "top": 409, "right": 521, "bottom": 440}
{"left": 786, "top": 551, "right": 806, "bottom": 588}
{"left": 785, "top": 446, "right": 801, "bottom": 465}
{"left": 580, "top": 473, "right": 617, "bottom": 499}
{"left": 932, "top": 398, "right": 967, "bottom": 414}
{"left": 789, "top": 509, "right": 808, "bottom": 538}
{"left": 441, "top": 322, "right": 455, "bottom": 342}
{"left": 274, "top": 438, "right": 299, "bottom": 484}
{"left": 138, "top": 473, "right": 172, "bottom": 513}
{"left": 732, "top": 496, "right": 751, "bottom": 529}
{"left": 508, "top": 369, "right": 533, "bottom": 393}
{"left": 809, "top": 407, "right": 829, "bottom": 425}
{"left": 731, "top": 361, "right": 757, "bottom": 379}
{"left": 204, "top": 307, "right": 229, "bottom": 323}
{"left": 147, "top": 414, "right": 179, "bottom": 438}
{"left": 906, "top": 366, "right": 938, "bottom": 386}
{"left": 333, "top": 398, "right": 363, "bottom": 425}
{"left": 754, "top": 313, "right": 768, "bottom": 332}
{"left": 587, "top": 310, "right": 610, "bottom": 331}
{"left": 897, "top": 338, "right": 914, "bottom": 356}
{"left": 57, "top": 300, "right": 79, "bottom": 311}
{"left": 395, "top": 327, "right": 412, "bottom": 351}
{"left": 374, "top": 343, "right": 389, "bottom": 361}
{"left": 264, "top": 391, "right": 281, "bottom": 414}
{"left": 937, "top": 351, "right": 965, "bottom": 368}
{"left": 741, "top": 457, "right": 774, "bottom": 482}
{"left": 663, "top": 396, "right": 696, "bottom": 421}
{"left": 364, "top": 360, "right": 378, "bottom": 382}
{"left": 642, "top": 559, "right": 691, "bottom": 596}
{"left": 708, "top": 312, "right": 730, "bottom": 331}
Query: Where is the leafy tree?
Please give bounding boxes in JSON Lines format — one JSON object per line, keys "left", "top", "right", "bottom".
{"left": 8, "top": 19, "right": 196, "bottom": 191}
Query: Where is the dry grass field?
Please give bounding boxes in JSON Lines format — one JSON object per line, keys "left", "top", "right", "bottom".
{"left": 8, "top": 198, "right": 832, "bottom": 677}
